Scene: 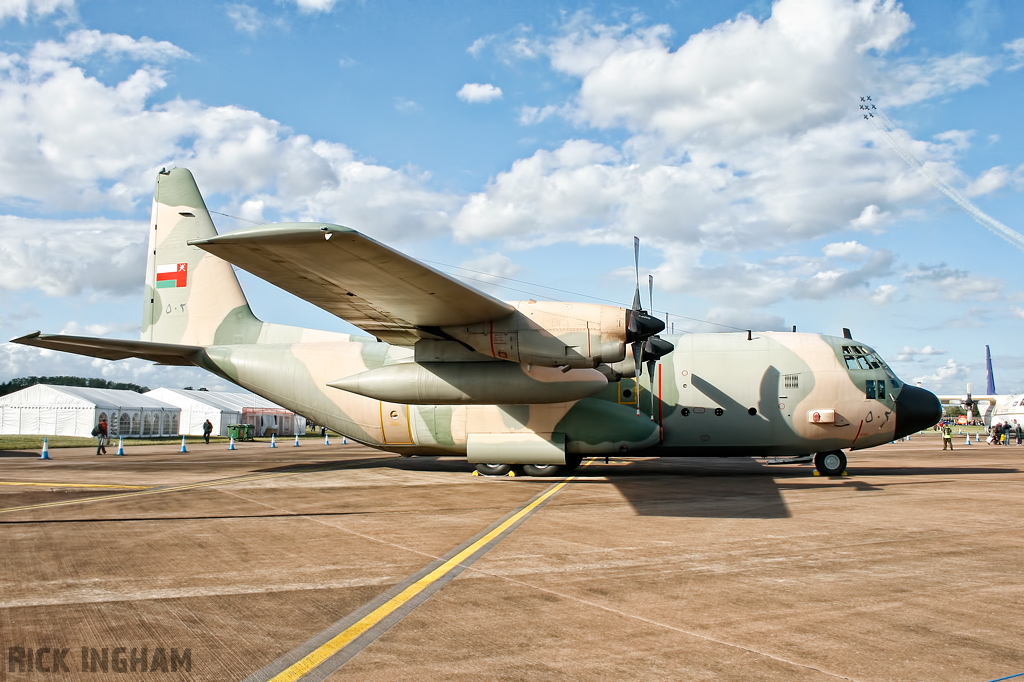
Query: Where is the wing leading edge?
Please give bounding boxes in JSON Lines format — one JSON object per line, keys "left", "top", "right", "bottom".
{"left": 188, "top": 223, "right": 514, "bottom": 345}
{"left": 11, "top": 332, "right": 203, "bottom": 366}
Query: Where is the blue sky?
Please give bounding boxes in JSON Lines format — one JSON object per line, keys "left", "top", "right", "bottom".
{"left": 1, "top": 0, "right": 1022, "bottom": 395}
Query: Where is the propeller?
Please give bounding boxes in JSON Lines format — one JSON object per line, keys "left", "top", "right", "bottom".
{"left": 625, "top": 237, "right": 666, "bottom": 378}
{"left": 642, "top": 274, "right": 675, "bottom": 420}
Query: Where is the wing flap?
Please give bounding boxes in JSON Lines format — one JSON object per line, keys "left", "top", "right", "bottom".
{"left": 11, "top": 333, "right": 203, "bottom": 366}
{"left": 188, "top": 224, "right": 514, "bottom": 344}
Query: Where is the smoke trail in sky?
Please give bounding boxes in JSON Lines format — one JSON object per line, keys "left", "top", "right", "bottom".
{"left": 863, "top": 100, "right": 1024, "bottom": 253}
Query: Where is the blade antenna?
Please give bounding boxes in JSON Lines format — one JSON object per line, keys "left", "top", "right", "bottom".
{"left": 632, "top": 236, "right": 642, "bottom": 312}
{"left": 648, "top": 274, "right": 657, "bottom": 420}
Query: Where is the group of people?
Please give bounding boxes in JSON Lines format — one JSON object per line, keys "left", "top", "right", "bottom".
{"left": 988, "top": 421, "right": 1022, "bottom": 446}
{"left": 940, "top": 420, "right": 1022, "bottom": 450}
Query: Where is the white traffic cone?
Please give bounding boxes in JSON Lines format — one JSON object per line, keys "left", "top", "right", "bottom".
{"left": 180, "top": 436, "right": 188, "bottom": 453}
{"left": 271, "top": 433, "right": 277, "bottom": 448}
{"left": 229, "top": 435, "right": 235, "bottom": 450}
{"left": 294, "top": 434, "right": 300, "bottom": 447}
{"left": 40, "top": 437, "right": 50, "bottom": 460}
{"left": 324, "top": 432, "right": 330, "bottom": 445}
{"left": 116, "top": 437, "right": 125, "bottom": 456}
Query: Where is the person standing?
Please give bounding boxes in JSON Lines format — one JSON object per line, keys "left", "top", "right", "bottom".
{"left": 93, "top": 418, "right": 108, "bottom": 455}
{"left": 203, "top": 419, "right": 213, "bottom": 444}
{"left": 1016, "top": 423, "right": 1022, "bottom": 446}
{"left": 942, "top": 423, "right": 953, "bottom": 450}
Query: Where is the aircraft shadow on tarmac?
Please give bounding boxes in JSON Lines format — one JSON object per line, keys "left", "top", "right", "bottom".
{"left": 366, "top": 456, "right": 1022, "bottom": 520}
{"left": 375, "top": 456, "right": 794, "bottom": 519}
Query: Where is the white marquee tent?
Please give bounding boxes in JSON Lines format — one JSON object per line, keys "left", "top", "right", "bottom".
{"left": 143, "top": 388, "right": 306, "bottom": 437}
{"left": 0, "top": 385, "right": 180, "bottom": 438}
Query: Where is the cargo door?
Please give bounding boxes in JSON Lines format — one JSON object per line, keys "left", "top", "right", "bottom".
{"left": 380, "top": 401, "right": 414, "bottom": 445}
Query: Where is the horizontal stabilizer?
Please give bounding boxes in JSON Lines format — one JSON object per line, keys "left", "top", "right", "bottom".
{"left": 189, "top": 223, "right": 515, "bottom": 345}
{"left": 11, "top": 332, "right": 204, "bottom": 366}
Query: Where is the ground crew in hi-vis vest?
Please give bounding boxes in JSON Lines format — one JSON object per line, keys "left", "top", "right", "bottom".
{"left": 942, "top": 423, "right": 953, "bottom": 450}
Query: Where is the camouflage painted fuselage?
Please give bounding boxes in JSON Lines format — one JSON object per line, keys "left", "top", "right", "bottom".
{"left": 181, "top": 316, "right": 901, "bottom": 458}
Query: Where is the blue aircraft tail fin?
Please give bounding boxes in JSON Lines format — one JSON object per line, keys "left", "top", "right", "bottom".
{"left": 985, "top": 345, "right": 996, "bottom": 395}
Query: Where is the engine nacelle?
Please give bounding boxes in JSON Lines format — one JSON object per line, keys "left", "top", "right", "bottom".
{"left": 440, "top": 301, "right": 627, "bottom": 369}
{"left": 328, "top": 361, "right": 608, "bottom": 405}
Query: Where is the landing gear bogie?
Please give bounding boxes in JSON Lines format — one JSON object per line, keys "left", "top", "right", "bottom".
{"left": 522, "top": 463, "right": 564, "bottom": 477}
{"left": 474, "top": 463, "right": 513, "bottom": 476}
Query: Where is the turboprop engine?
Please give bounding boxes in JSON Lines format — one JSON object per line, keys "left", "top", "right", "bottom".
{"left": 438, "top": 300, "right": 666, "bottom": 369}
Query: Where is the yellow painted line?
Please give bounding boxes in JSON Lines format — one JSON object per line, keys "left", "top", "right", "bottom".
{"left": 267, "top": 477, "right": 576, "bottom": 682}
{"left": 0, "top": 481, "right": 154, "bottom": 490}
{"left": 0, "top": 468, "right": 337, "bottom": 515}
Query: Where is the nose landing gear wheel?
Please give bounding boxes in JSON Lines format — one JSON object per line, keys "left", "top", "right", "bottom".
{"left": 474, "top": 463, "right": 513, "bottom": 476}
{"left": 814, "top": 450, "right": 847, "bottom": 476}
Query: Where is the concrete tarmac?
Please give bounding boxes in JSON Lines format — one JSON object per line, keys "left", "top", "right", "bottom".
{"left": 1, "top": 433, "right": 1023, "bottom": 681}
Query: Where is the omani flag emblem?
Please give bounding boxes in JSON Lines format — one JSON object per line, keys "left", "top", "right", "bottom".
{"left": 156, "top": 263, "right": 188, "bottom": 289}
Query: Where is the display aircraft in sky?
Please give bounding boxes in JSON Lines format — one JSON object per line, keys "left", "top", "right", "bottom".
{"left": 13, "top": 168, "right": 941, "bottom": 476}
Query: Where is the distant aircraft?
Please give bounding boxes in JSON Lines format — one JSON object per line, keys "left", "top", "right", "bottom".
{"left": 938, "top": 345, "right": 1024, "bottom": 430}
{"left": 12, "top": 168, "right": 941, "bottom": 476}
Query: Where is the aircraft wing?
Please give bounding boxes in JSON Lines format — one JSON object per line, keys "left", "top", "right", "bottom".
{"left": 188, "top": 224, "right": 515, "bottom": 345}
{"left": 11, "top": 332, "right": 203, "bottom": 366}
{"left": 936, "top": 394, "right": 1000, "bottom": 404}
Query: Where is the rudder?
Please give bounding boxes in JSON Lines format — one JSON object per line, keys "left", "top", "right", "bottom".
{"left": 142, "top": 168, "right": 260, "bottom": 346}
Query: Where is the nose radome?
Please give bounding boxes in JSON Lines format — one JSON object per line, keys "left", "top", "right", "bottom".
{"left": 893, "top": 385, "right": 943, "bottom": 439}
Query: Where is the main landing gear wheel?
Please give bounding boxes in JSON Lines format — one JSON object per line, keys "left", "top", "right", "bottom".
{"left": 522, "top": 463, "right": 563, "bottom": 477}
{"left": 814, "top": 450, "right": 847, "bottom": 476}
{"left": 474, "top": 463, "right": 512, "bottom": 476}
{"left": 563, "top": 455, "right": 583, "bottom": 472}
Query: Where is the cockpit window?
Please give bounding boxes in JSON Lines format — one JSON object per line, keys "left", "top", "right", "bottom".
{"left": 865, "top": 379, "right": 888, "bottom": 401}
{"left": 840, "top": 342, "right": 902, "bottom": 388}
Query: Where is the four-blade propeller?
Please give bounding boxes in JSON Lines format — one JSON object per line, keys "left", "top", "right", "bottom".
{"left": 625, "top": 237, "right": 675, "bottom": 421}
{"left": 625, "top": 237, "right": 670, "bottom": 377}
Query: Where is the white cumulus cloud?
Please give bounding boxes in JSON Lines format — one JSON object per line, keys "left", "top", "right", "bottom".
{"left": 457, "top": 83, "right": 503, "bottom": 103}
{"left": 0, "top": 0, "right": 75, "bottom": 24}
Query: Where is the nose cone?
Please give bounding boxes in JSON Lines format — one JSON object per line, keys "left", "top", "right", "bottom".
{"left": 643, "top": 336, "right": 674, "bottom": 361}
{"left": 893, "top": 385, "right": 943, "bottom": 439}
{"left": 626, "top": 310, "right": 665, "bottom": 341}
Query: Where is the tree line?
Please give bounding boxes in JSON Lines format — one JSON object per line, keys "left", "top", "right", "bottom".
{"left": 0, "top": 376, "right": 150, "bottom": 397}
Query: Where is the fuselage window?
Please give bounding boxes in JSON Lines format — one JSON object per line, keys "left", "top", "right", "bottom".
{"left": 866, "top": 380, "right": 876, "bottom": 400}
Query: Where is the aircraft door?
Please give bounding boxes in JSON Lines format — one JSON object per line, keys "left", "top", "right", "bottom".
{"left": 380, "top": 401, "right": 414, "bottom": 445}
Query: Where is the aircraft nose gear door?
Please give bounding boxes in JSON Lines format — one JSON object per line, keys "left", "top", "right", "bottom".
{"left": 380, "top": 401, "right": 414, "bottom": 445}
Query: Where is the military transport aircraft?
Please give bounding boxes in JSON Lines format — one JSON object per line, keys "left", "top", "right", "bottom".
{"left": 939, "top": 346, "right": 1024, "bottom": 430}
{"left": 13, "top": 168, "right": 941, "bottom": 476}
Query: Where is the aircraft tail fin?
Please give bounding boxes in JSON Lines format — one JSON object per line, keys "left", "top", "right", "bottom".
{"left": 985, "top": 344, "right": 996, "bottom": 395}
{"left": 142, "top": 168, "right": 260, "bottom": 346}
